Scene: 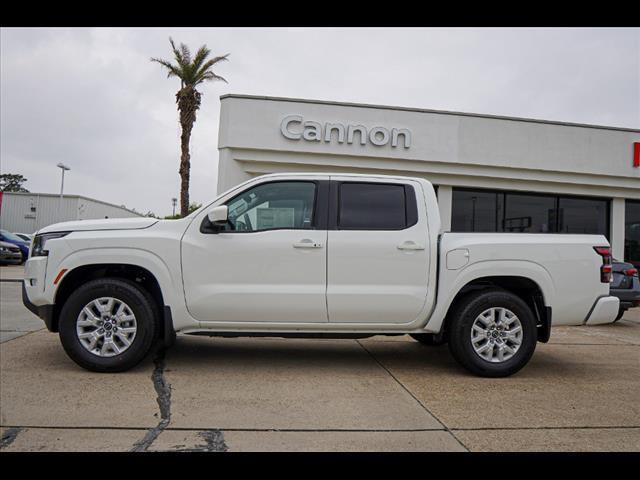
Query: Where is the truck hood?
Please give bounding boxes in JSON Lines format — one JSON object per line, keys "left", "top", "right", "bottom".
{"left": 37, "top": 217, "right": 159, "bottom": 234}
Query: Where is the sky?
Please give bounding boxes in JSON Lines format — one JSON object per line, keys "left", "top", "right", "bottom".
{"left": 1, "top": 27, "right": 638, "bottom": 217}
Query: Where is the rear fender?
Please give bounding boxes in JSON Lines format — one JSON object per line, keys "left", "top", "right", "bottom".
{"left": 423, "top": 260, "right": 555, "bottom": 334}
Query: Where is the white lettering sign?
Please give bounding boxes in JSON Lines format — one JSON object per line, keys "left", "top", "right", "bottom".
{"left": 280, "top": 115, "right": 411, "bottom": 149}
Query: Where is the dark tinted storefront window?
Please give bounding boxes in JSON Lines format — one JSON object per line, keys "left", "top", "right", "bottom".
{"left": 452, "top": 190, "right": 503, "bottom": 232}
{"left": 504, "top": 193, "right": 556, "bottom": 233}
{"left": 625, "top": 200, "right": 640, "bottom": 267}
{"left": 558, "top": 197, "right": 609, "bottom": 235}
{"left": 451, "top": 187, "right": 609, "bottom": 238}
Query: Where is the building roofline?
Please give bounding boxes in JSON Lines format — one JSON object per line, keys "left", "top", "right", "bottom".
{"left": 2, "top": 192, "right": 143, "bottom": 217}
{"left": 220, "top": 94, "right": 640, "bottom": 133}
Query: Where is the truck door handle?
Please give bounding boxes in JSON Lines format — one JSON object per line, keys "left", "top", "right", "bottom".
{"left": 293, "top": 239, "right": 323, "bottom": 249}
{"left": 397, "top": 241, "right": 425, "bottom": 251}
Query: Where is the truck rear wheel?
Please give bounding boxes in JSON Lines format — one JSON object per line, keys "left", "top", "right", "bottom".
{"left": 447, "top": 288, "right": 537, "bottom": 377}
{"left": 58, "top": 278, "right": 158, "bottom": 372}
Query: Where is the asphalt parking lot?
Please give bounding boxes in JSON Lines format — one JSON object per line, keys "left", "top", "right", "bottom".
{"left": 1, "top": 264, "right": 639, "bottom": 452}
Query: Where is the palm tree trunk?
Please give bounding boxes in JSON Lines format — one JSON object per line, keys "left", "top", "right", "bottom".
{"left": 179, "top": 122, "right": 192, "bottom": 217}
{"left": 176, "top": 86, "right": 200, "bottom": 217}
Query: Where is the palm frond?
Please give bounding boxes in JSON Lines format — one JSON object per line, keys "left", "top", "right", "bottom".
{"left": 169, "top": 37, "right": 184, "bottom": 66}
{"left": 208, "top": 54, "right": 230, "bottom": 65}
{"left": 194, "top": 54, "right": 230, "bottom": 81}
{"left": 179, "top": 42, "right": 192, "bottom": 65}
{"left": 197, "top": 70, "right": 228, "bottom": 84}
{"left": 153, "top": 38, "right": 229, "bottom": 87}
{"left": 150, "top": 58, "right": 183, "bottom": 79}
{"left": 191, "top": 45, "right": 211, "bottom": 72}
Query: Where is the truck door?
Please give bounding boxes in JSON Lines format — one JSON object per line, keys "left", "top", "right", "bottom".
{"left": 182, "top": 178, "right": 329, "bottom": 323}
{"left": 326, "top": 177, "right": 430, "bottom": 324}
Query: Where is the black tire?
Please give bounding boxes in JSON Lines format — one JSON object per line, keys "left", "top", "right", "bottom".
{"left": 613, "top": 309, "right": 626, "bottom": 322}
{"left": 58, "top": 278, "right": 158, "bottom": 372}
{"left": 410, "top": 333, "right": 446, "bottom": 346}
{"left": 447, "top": 288, "right": 538, "bottom": 378}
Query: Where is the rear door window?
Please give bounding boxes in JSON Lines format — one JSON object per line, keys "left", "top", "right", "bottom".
{"left": 338, "top": 182, "right": 408, "bottom": 230}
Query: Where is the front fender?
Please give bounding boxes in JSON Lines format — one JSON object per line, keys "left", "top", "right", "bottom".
{"left": 44, "top": 247, "right": 193, "bottom": 329}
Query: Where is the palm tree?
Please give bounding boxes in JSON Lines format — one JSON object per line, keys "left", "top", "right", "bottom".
{"left": 151, "top": 38, "right": 229, "bottom": 217}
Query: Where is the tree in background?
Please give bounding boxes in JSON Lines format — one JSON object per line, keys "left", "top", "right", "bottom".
{"left": 0, "top": 174, "right": 29, "bottom": 192}
{"left": 164, "top": 202, "right": 202, "bottom": 220}
{"left": 151, "top": 38, "right": 229, "bottom": 217}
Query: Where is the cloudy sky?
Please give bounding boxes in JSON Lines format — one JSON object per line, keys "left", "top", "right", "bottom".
{"left": 1, "top": 27, "right": 638, "bottom": 217}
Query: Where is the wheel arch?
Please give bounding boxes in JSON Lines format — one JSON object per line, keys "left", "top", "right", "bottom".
{"left": 51, "top": 263, "right": 169, "bottom": 338}
{"left": 423, "top": 258, "right": 555, "bottom": 340}
{"left": 440, "top": 275, "right": 552, "bottom": 343}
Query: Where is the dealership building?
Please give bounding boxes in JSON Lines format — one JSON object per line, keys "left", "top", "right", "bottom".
{"left": 216, "top": 94, "right": 640, "bottom": 266}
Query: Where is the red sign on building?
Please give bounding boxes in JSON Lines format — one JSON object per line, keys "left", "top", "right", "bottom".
{"left": 635, "top": 142, "right": 640, "bottom": 168}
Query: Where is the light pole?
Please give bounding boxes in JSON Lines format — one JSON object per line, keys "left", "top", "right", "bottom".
{"left": 171, "top": 197, "right": 177, "bottom": 217}
{"left": 57, "top": 163, "right": 71, "bottom": 201}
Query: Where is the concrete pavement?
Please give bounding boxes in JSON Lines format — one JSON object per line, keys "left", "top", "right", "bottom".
{"left": 1, "top": 267, "right": 639, "bottom": 451}
{"left": 1, "top": 282, "right": 44, "bottom": 343}
{"left": 0, "top": 265, "right": 24, "bottom": 281}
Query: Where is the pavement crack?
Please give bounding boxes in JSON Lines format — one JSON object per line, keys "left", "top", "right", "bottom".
{"left": 0, "top": 427, "right": 22, "bottom": 449}
{"left": 160, "top": 430, "right": 229, "bottom": 452}
{"left": 131, "top": 346, "right": 172, "bottom": 452}
{"left": 198, "top": 429, "right": 229, "bottom": 452}
{"left": 356, "top": 340, "right": 470, "bottom": 452}
{"left": 151, "top": 347, "right": 172, "bottom": 421}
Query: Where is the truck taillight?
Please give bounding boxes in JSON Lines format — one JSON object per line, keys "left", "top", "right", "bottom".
{"left": 593, "top": 246, "right": 612, "bottom": 283}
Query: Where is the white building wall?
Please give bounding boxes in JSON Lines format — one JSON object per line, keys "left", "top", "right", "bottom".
{"left": 437, "top": 185, "right": 453, "bottom": 232}
{"left": 0, "top": 193, "right": 141, "bottom": 234}
{"left": 76, "top": 197, "right": 141, "bottom": 221}
{"left": 217, "top": 95, "right": 639, "bottom": 199}
{"left": 610, "top": 198, "right": 626, "bottom": 260}
{"left": 0, "top": 193, "right": 77, "bottom": 234}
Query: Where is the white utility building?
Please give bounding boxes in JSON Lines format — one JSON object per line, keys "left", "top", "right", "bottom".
{"left": 216, "top": 94, "right": 640, "bottom": 266}
{"left": 0, "top": 192, "right": 141, "bottom": 234}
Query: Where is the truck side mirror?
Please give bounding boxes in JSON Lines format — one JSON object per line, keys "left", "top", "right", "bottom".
{"left": 207, "top": 205, "right": 228, "bottom": 225}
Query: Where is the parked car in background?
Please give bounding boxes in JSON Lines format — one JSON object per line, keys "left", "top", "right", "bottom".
{"left": 611, "top": 259, "right": 640, "bottom": 321}
{"left": 14, "top": 233, "right": 34, "bottom": 242}
{"left": 0, "top": 229, "right": 29, "bottom": 262}
{"left": 0, "top": 240, "right": 23, "bottom": 265}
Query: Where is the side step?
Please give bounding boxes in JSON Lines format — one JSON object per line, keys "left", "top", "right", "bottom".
{"left": 184, "top": 332, "right": 405, "bottom": 340}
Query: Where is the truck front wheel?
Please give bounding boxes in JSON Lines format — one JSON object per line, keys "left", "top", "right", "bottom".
{"left": 58, "top": 278, "right": 158, "bottom": 372}
{"left": 447, "top": 289, "right": 537, "bottom": 377}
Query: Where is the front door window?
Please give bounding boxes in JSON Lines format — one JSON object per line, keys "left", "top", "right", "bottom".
{"left": 223, "top": 182, "right": 316, "bottom": 232}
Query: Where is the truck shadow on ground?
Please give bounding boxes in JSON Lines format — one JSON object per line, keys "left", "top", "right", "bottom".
{"left": 161, "top": 335, "right": 594, "bottom": 379}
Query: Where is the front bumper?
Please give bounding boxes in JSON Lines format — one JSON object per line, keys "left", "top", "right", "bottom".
{"left": 584, "top": 296, "right": 620, "bottom": 325}
{"left": 22, "top": 281, "right": 55, "bottom": 331}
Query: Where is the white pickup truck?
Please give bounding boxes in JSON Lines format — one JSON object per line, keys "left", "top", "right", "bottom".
{"left": 22, "top": 173, "right": 619, "bottom": 377}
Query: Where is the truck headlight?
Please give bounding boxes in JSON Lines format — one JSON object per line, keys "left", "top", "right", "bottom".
{"left": 31, "top": 232, "right": 70, "bottom": 257}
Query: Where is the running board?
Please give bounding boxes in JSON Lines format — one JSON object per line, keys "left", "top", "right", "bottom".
{"left": 184, "top": 332, "right": 405, "bottom": 340}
